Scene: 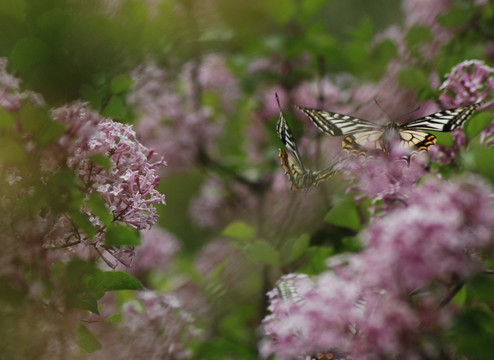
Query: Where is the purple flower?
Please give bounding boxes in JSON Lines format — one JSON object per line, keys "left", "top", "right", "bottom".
{"left": 262, "top": 176, "right": 494, "bottom": 359}
{"left": 130, "top": 226, "right": 180, "bottom": 275}
{"left": 439, "top": 59, "right": 494, "bottom": 108}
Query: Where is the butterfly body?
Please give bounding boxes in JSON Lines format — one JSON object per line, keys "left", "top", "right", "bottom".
{"left": 298, "top": 102, "right": 483, "bottom": 156}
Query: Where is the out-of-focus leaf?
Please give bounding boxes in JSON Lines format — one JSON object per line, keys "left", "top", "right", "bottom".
{"left": 110, "top": 75, "right": 134, "bottom": 94}
{"left": 451, "top": 284, "right": 467, "bottom": 307}
{"left": 222, "top": 221, "right": 255, "bottom": 241}
{"left": 88, "top": 271, "right": 144, "bottom": 299}
{"left": 76, "top": 324, "right": 102, "bottom": 353}
{"left": 104, "top": 224, "right": 141, "bottom": 247}
{"left": 290, "top": 233, "right": 310, "bottom": 261}
{"left": 461, "top": 146, "right": 494, "bottom": 184}
{"left": 325, "top": 199, "right": 361, "bottom": 231}
{"left": 102, "top": 96, "right": 124, "bottom": 119}
{"left": 105, "top": 313, "right": 122, "bottom": 323}
{"left": 449, "top": 306, "right": 494, "bottom": 359}
{"left": 467, "top": 274, "right": 494, "bottom": 303}
{"left": 246, "top": 240, "right": 280, "bottom": 267}
{"left": 86, "top": 193, "right": 112, "bottom": 227}
{"left": 69, "top": 210, "right": 98, "bottom": 239}
{"left": 464, "top": 112, "right": 493, "bottom": 142}
{"left": 0, "top": 107, "right": 14, "bottom": 129}
{"left": 10, "top": 37, "right": 50, "bottom": 71}
{"left": 398, "top": 67, "right": 430, "bottom": 90}
{"left": 438, "top": 2, "right": 475, "bottom": 28}
{"left": 405, "top": 25, "right": 432, "bottom": 48}
{"left": 89, "top": 154, "right": 112, "bottom": 170}
{"left": 430, "top": 132, "right": 454, "bottom": 147}
{"left": 342, "top": 236, "right": 362, "bottom": 252}
{"left": 0, "top": 0, "right": 26, "bottom": 22}
{"left": 301, "top": 247, "right": 334, "bottom": 274}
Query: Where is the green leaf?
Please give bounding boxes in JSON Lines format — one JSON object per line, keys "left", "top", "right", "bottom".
{"left": 290, "top": 233, "right": 310, "bottom": 261}
{"left": 102, "top": 96, "right": 124, "bottom": 119}
{"left": 86, "top": 194, "right": 112, "bottom": 227}
{"left": 451, "top": 285, "right": 467, "bottom": 307}
{"left": 110, "top": 75, "right": 134, "bottom": 94}
{"left": 301, "top": 247, "right": 334, "bottom": 274}
{"left": 325, "top": 199, "right": 361, "bottom": 231}
{"left": 0, "top": 107, "right": 14, "bottom": 129}
{"left": 222, "top": 221, "right": 255, "bottom": 241}
{"left": 88, "top": 271, "right": 144, "bottom": 298}
{"left": 438, "top": 2, "right": 475, "bottom": 28}
{"left": 104, "top": 225, "right": 140, "bottom": 247}
{"left": 430, "top": 131, "right": 453, "bottom": 147}
{"left": 405, "top": 25, "right": 432, "bottom": 48}
{"left": 10, "top": 37, "right": 50, "bottom": 71}
{"left": 461, "top": 146, "right": 494, "bottom": 184}
{"left": 246, "top": 240, "right": 279, "bottom": 267}
{"left": 105, "top": 313, "right": 122, "bottom": 323}
{"left": 89, "top": 154, "right": 111, "bottom": 170}
{"left": 398, "top": 67, "right": 430, "bottom": 90}
{"left": 464, "top": 112, "right": 493, "bottom": 142}
{"left": 0, "top": 0, "right": 26, "bottom": 22}
{"left": 76, "top": 324, "right": 102, "bottom": 353}
{"left": 69, "top": 211, "right": 98, "bottom": 239}
{"left": 467, "top": 274, "right": 494, "bottom": 303}
{"left": 449, "top": 306, "right": 494, "bottom": 359}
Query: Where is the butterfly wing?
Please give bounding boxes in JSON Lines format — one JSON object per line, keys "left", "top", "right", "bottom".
{"left": 402, "top": 102, "right": 483, "bottom": 132}
{"left": 397, "top": 130, "right": 437, "bottom": 153}
{"left": 297, "top": 106, "right": 379, "bottom": 136}
{"left": 276, "top": 105, "right": 304, "bottom": 167}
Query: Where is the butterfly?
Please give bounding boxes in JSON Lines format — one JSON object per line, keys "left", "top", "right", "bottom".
{"left": 297, "top": 102, "right": 484, "bottom": 156}
{"left": 276, "top": 96, "right": 337, "bottom": 190}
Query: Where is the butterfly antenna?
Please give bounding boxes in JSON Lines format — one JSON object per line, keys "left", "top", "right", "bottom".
{"left": 275, "top": 92, "right": 283, "bottom": 113}
{"left": 374, "top": 98, "right": 392, "bottom": 122}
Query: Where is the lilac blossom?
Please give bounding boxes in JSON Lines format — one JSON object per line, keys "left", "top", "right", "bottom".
{"left": 339, "top": 153, "right": 428, "bottom": 215}
{"left": 43, "top": 102, "right": 166, "bottom": 268}
{"left": 130, "top": 226, "right": 180, "bottom": 275}
{"left": 439, "top": 59, "right": 494, "bottom": 108}
{"left": 130, "top": 56, "right": 238, "bottom": 173}
{"left": 262, "top": 176, "right": 494, "bottom": 359}
{"left": 91, "top": 291, "right": 200, "bottom": 360}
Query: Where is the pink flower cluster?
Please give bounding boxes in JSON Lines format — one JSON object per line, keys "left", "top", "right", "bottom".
{"left": 439, "top": 59, "right": 494, "bottom": 108}
{"left": 46, "top": 102, "right": 166, "bottom": 267}
{"left": 262, "top": 176, "right": 494, "bottom": 359}
{"left": 129, "top": 55, "right": 239, "bottom": 173}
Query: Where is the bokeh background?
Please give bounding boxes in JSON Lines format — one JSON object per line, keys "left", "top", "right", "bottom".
{"left": 2, "top": 0, "right": 494, "bottom": 359}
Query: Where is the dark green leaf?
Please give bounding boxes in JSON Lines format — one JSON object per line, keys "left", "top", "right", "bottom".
{"left": 69, "top": 210, "right": 98, "bottom": 239}
{"left": 110, "top": 75, "right": 134, "bottom": 94}
{"left": 467, "top": 274, "right": 494, "bottom": 303}
{"left": 86, "top": 194, "right": 112, "bottom": 227}
{"left": 89, "top": 154, "right": 112, "bottom": 170}
{"left": 104, "top": 225, "right": 140, "bottom": 247}
{"left": 76, "top": 324, "right": 102, "bottom": 353}
{"left": 430, "top": 132, "right": 454, "bottom": 147}
{"left": 449, "top": 306, "right": 494, "bottom": 359}
{"left": 438, "top": 3, "right": 475, "bottom": 28}
{"left": 398, "top": 67, "right": 430, "bottom": 90}
{"left": 325, "top": 199, "right": 361, "bottom": 231}
{"left": 464, "top": 112, "right": 493, "bottom": 142}
{"left": 10, "top": 37, "right": 50, "bottom": 71}
{"left": 222, "top": 221, "right": 255, "bottom": 241}
{"left": 102, "top": 96, "right": 124, "bottom": 119}
{"left": 88, "top": 271, "right": 144, "bottom": 297}
{"left": 461, "top": 146, "right": 494, "bottom": 184}
{"left": 0, "top": 107, "right": 14, "bottom": 129}
{"left": 290, "top": 234, "right": 310, "bottom": 261}
{"left": 246, "top": 240, "right": 279, "bottom": 267}
{"left": 405, "top": 25, "right": 432, "bottom": 48}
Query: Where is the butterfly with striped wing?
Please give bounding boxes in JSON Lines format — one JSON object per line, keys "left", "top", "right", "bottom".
{"left": 276, "top": 96, "right": 337, "bottom": 190}
{"left": 297, "top": 102, "right": 484, "bottom": 156}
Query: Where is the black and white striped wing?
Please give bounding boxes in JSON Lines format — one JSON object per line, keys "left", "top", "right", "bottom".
{"left": 297, "top": 106, "right": 378, "bottom": 136}
{"left": 402, "top": 102, "right": 483, "bottom": 132}
{"left": 276, "top": 106, "right": 304, "bottom": 167}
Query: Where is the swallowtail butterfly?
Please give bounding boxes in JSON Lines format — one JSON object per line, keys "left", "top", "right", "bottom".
{"left": 297, "top": 102, "right": 484, "bottom": 156}
{"left": 276, "top": 96, "right": 336, "bottom": 190}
